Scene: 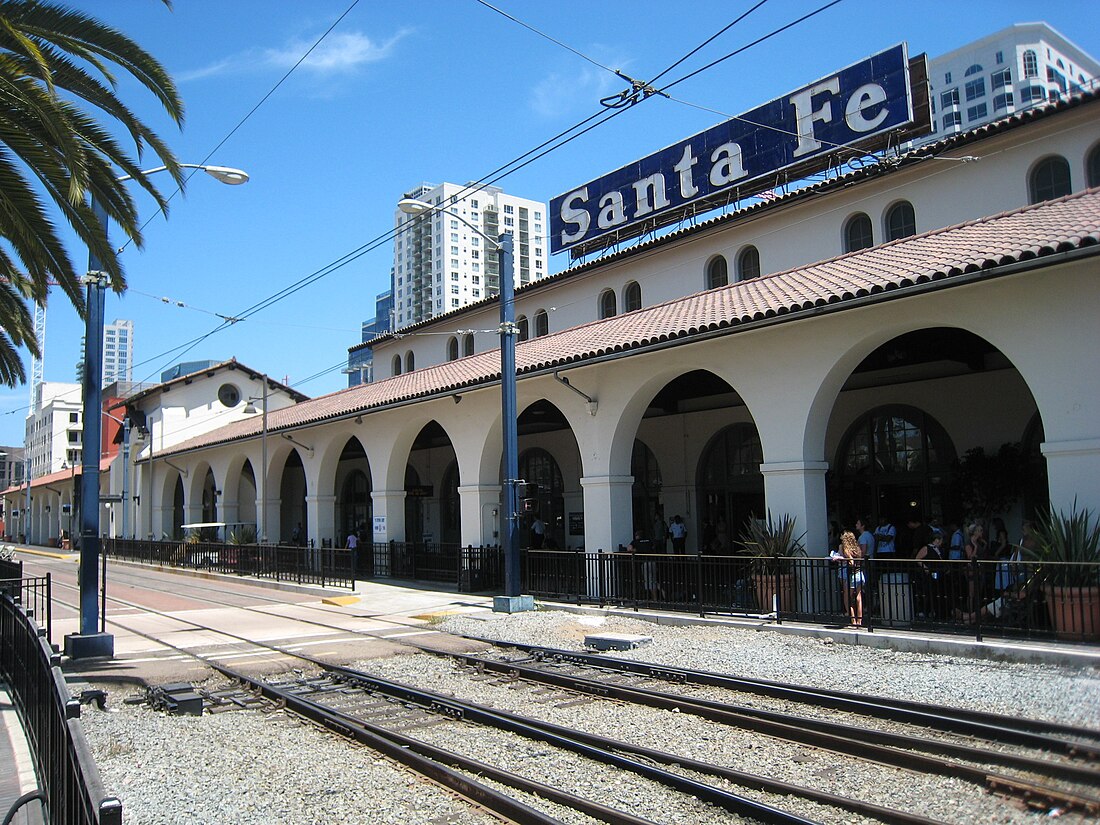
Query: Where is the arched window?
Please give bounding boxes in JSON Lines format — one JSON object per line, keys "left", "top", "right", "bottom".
{"left": 697, "top": 423, "right": 764, "bottom": 551}
{"left": 1023, "top": 50, "right": 1038, "bottom": 79}
{"left": 705, "top": 255, "right": 728, "bottom": 289}
{"left": 517, "top": 314, "right": 529, "bottom": 341}
{"left": 446, "top": 336, "right": 459, "bottom": 362}
{"left": 1086, "top": 142, "right": 1100, "bottom": 188}
{"left": 534, "top": 309, "right": 549, "bottom": 337}
{"left": 1029, "top": 155, "right": 1072, "bottom": 204}
{"left": 519, "top": 447, "right": 564, "bottom": 549}
{"left": 835, "top": 406, "right": 956, "bottom": 527}
{"left": 844, "top": 213, "right": 874, "bottom": 252}
{"left": 623, "top": 281, "right": 641, "bottom": 312}
{"left": 964, "top": 63, "right": 983, "bottom": 77}
{"left": 392, "top": 355, "right": 402, "bottom": 376}
{"left": 631, "top": 439, "right": 663, "bottom": 537}
{"left": 599, "top": 289, "right": 616, "bottom": 319}
{"left": 884, "top": 201, "right": 916, "bottom": 241}
{"left": 440, "top": 461, "right": 461, "bottom": 545}
{"left": 463, "top": 333, "right": 475, "bottom": 356}
{"left": 736, "top": 246, "right": 760, "bottom": 281}
{"left": 405, "top": 350, "right": 415, "bottom": 372}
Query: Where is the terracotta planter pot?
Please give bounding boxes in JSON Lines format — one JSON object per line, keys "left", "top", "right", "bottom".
{"left": 1044, "top": 585, "right": 1100, "bottom": 640}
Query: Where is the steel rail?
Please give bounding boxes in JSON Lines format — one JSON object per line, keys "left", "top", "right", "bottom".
{"left": 319, "top": 665, "right": 946, "bottom": 825}
{"left": 210, "top": 665, "right": 662, "bottom": 825}
{"left": 440, "top": 649, "right": 1100, "bottom": 791}
{"left": 479, "top": 639, "right": 1100, "bottom": 755}
{"left": 54, "top": 588, "right": 811, "bottom": 824}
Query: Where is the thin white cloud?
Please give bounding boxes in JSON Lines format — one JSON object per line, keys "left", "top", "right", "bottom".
{"left": 530, "top": 50, "right": 631, "bottom": 119}
{"left": 177, "top": 29, "right": 410, "bottom": 83}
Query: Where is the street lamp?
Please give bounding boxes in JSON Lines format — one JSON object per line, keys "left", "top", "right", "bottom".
{"left": 397, "top": 197, "right": 526, "bottom": 606}
{"left": 242, "top": 375, "right": 269, "bottom": 543}
{"left": 69, "top": 162, "right": 248, "bottom": 660}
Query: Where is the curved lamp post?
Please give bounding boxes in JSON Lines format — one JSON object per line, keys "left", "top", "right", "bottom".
{"left": 68, "top": 163, "right": 248, "bottom": 660}
{"left": 397, "top": 198, "right": 525, "bottom": 606}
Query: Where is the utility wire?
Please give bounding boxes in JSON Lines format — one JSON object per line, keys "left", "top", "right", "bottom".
{"left": 137, "top": 1, "right": 849, "bottom": 389}
{"left": 473, "top": 0, "right": 620, "bottom": 76}
{"left": 120, "top": 0, "right": 365, "bottom": 251}
{"left": 645, "top": 0, "right": 771, "bottom": 87}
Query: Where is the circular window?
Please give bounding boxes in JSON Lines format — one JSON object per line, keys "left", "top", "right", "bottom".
{"left": 218, "top": 383, "right": 241, "bottom": 407}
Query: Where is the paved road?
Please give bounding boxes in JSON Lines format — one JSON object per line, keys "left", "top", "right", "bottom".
{"left": 17, "top": 550, "right": 494, "bottom": 686}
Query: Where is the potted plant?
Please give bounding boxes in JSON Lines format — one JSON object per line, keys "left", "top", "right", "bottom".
{"left": 739, "top": 511, "right": 806, "bottom": 615}
{"left": 1026, "top": 502, "right": 1100, "bottom": 640}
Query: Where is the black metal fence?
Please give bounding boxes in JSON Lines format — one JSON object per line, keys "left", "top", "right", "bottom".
{"left": 515, "top": 550, "right": 1100, "bottom": 644}
{"left": 1, "top": 583, "right": 121, "bottom": 825}
{"left": 0, "top": 570, "right": 52, "bottom": 646}
{"left": 106, "top": 538, "right": 355, "bottom": 589}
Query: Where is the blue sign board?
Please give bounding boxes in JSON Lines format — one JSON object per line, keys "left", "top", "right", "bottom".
{"left": 551, "top": 44, "right": 917, "bottom": 255}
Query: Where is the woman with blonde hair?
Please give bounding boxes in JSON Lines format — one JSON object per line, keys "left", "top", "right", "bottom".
{"left": 830, "top": 529, "right": 865, "bottom": 627}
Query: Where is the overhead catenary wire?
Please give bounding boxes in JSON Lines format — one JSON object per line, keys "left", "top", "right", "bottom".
{"left": 107, "top": 1, "right": 853, "bottom": 393}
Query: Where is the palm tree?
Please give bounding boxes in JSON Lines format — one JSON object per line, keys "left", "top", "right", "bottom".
{"left": 0, "top": 0, "right": 184, "bottom": 384}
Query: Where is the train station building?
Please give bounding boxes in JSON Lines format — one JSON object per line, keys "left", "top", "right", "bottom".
{"left": 5, "top": 75, "right": 1099, "bottom": 559}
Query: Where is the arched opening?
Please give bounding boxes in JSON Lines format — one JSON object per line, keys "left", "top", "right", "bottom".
{"left": 237, "top": 460, "right": 257, "bottom": 529}
{"left": 405, "top": 420, "right": 459, "bottom": 548}
{"left": 392, "top": 355, "right": 402, "bottom": 376}
{"left": 736, "top": 245, "right": 760, "bottom": 281}
{"left": 534, "top": 309, "right": 549, "bottom": 337}
{"left": 1029, "top": 155, "right": 1072, "bottom": 204}
{"left": 698, "top": 424, "right": 764, "bottom": 553}
{"left": 519, "top": 446, "right": 564, "bottom": 549}
{"left": 844, "top": 212, "right": 874, "bottom": 252}
{"left": 172, "top": 477, "right": 185, "bottom": 540}
{"left": 441, "top": 460, "right": 460, "bottom": 545}
{"left": 705, "top": 255, "right": 728, "bottom": 289}
{"left": 447, "top": 336, "right": 459, "bottom": 362}
{"left": 336, "top": 437, "right": 371, "bottom": 546}
{"left": 279, "top": 449, "right": 307, "bottom": 545}
{"left": 884, "top": 200, "right": 916, "bottom": 241}
{"left": 599, "top": 289, "right": 616, "bottom": 319}
{"left": 405, "top": 350, "right": 415, "bottom": 373}
{"left": 826, "top": 327, "right": 1047, "bottom": 552}
{"left": 517, "top": 314, "right": 529, "bottom": 342}
{"left": 200, "top": 469, "right": 218, "bottom": 539}
{"left": 463, "top": 333, "right": 475, "bottom": 356}
{"left": 623, "top": 281, "right": 641, "bottom": 312}
{"left": 631, "top": 439, "right": 663, "bottom": 543}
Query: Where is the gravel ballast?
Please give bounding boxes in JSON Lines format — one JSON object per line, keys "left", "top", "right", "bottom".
{"left": 78, "top": 609, "right": 1100, "bottom": 824}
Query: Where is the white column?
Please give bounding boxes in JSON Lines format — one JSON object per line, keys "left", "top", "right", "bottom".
{"left": 1042, "top": 439, "right": 1100, "bottom": 515}
{"left": 459, "top": 484, "right": 501, "bottom": 547}
{"left": 371, "top": 489, "right": 407, "bottom": 542}
{"left": 579, "top": 475, "right": 635, "bottom": 553}
{"left": 306, "top": 493, "right": 336, "bottom": 550}
{"left": 759, "top": 460, "right": 830, "bottom": 556}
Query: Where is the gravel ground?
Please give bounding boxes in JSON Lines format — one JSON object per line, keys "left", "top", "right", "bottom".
{"left": 77, "top": 609, "right": 1100, "bottom": 825}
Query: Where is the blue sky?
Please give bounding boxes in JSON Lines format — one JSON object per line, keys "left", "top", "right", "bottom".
{"left": 2, "top": 0, "right": 1097, "bottom": 447}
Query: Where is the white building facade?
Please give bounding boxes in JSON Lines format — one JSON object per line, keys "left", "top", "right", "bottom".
{"left": 67, "top": 88, "right": 1099, "bottom": 561}
{"left": 102, "top": 319, "right": 134, "bottom": 385}
{"left": 923, "top": 22, "right": 1098, "bottom": 142}
{"left": 392, "top": 182, "right": 547, "bottom": 331}
{"left": 25, "top": 382, "right": 82, "bottom": 479}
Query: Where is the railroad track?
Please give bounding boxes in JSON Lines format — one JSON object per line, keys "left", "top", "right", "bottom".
{"left": 50, "top": 578, "right": 1100, "bottom": 822}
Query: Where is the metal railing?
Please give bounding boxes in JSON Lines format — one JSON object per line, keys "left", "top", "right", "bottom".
{"left": 106, "top": 539, "right": 355, "bottom": 590}
{"left": 514, "top": 551, "right": 1100, "bottom": 644}
{"left": 368, "top": 542, "right": 504, "bottom": 591}
{"left": 0, "top": 570, "right": 52, "bottom": 646}
{"left": 1, "top": 583, "right": 121, "bottom": 825}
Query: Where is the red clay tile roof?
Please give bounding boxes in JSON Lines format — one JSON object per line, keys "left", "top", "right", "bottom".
{"left": 163, "top": 187, "right": 1100, "bottom": 457}
{"left": 357, "top": 89, "right": 1100, "bottom": 351}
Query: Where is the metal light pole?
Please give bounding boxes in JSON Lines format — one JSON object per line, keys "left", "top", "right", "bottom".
{"left": 67, "top": 163, "right": 248, "bottom": 660}
{"left": 396, "top": 198, "right": 527, "bottom": 606}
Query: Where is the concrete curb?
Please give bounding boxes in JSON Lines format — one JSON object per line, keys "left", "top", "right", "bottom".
{"left": 536, "top": 600, "right": 1100, "bottom": 669}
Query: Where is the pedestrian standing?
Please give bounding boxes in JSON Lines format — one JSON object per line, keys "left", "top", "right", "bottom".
{"left": 669, "top": 515, "right": 688, "bottom": 553}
